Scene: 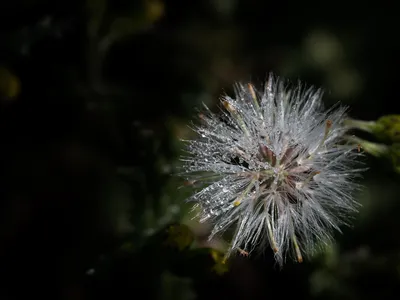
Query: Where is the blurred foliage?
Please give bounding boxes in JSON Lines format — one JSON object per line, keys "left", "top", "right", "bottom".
{"left": 0, "top": 66, "right": 20, "bottom": 99}
{"left": 346, "top": 115, "right": 400, "bottom": 144}
{"left": 346, "top": 115, "right": 400, "bottom": 173}
{"left": 373, "top": 115, "right": 400, "bottom": 143}
{"left": 0, "top": 0, "right": 400, "bottom": 299}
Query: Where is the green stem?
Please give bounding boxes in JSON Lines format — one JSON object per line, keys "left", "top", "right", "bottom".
{"left": 344, "top": 118, "right": 376, "bottom": 133}
{"left": 346, "top": 135, "right": 389, "bottom": 157}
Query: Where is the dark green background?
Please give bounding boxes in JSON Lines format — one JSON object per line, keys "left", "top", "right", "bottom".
{"left": 0, "top": 0, "right": 399, "bottom": 299}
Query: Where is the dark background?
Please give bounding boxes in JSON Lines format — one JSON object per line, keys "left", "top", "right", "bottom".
{"left": 0, "top": 0, "right": 400, "bottom": 299}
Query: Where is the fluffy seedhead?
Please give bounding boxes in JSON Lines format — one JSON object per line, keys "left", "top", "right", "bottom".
{"left": 180, "top": 74, "right": 363, "bottom": 265}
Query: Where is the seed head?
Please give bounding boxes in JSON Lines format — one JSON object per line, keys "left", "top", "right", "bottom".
{"left": 180, "top": 74, "right": 363, "bottom": 265}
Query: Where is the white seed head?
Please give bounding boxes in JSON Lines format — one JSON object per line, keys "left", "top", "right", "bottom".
{"left": 180, "top": 74, "right": 363, "bottom": 265}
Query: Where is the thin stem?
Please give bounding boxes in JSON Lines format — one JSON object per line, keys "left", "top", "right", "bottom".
{"left": 248, "top": 83, "right": 263, "bottom": 120}
{"left": 266, "top": 215, "right": 279, "bottom": 253}
{"left": 345, "top": 135, "right": 389, "bottom": 157}
{"left": 344, "top": 118, "right": 376, "bottom": 133}
{"left": 308, "top": 120, "right": 332, "bottom": 159}
{"left": 233, "top": 177, "right": 257, "bottom": 206}
{"left": 223, "top": 100, "right": 250, "bottom": 137}
{"left": 292, "top": 234, "right": 303, "bottom": 263}
{"left": 299, "top": 171, "right": 321, "bottom": 188}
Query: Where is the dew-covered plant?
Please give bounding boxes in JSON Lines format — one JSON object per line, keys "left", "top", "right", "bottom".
{"left": 180, "top": 74, "right": 364, "bottom": 265}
